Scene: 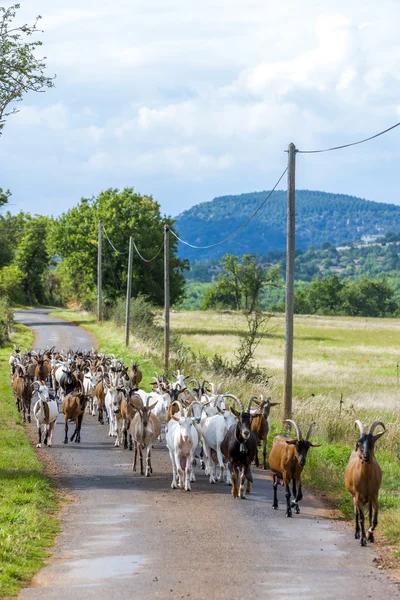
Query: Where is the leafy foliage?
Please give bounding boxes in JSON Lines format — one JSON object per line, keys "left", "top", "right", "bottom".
{"left": 0, "top": 4, "right": 55, "bottom": 134}
{"left": 202, "top": 253, "right": 280, "bottom": 311}
{"left": 49, "top": 188, "right": 187, "bottom": 308}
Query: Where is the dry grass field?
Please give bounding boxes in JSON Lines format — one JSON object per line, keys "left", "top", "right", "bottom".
{"left": 171, "top": 310, "right": 400, "bottom": 412}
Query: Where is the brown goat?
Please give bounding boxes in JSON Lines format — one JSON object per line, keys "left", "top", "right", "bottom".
{"left": 62, "top": 390, "right": 89, "bottom": 443}
{"left": 129, "top": 363, "right": 142, "bottom": 389}
{"left": 12, "top": 367, "right": 33, "bottom": 422}
{"left": 35, "top": 357, "right": 51, "bottom": 384}
{"left": 344, "top": 420, "right": 386, "bottom": 546}
{"left": 121, "top": 390, "right": 140, "bottom": 450}
{"left": 269, "top": 420, "right": 320, "bottom": 517}
{"left": 251, "top": 395, "right": 280, "bottom": 469}
{"left": 93, "top": 376, "right": 107, "bottom": 424}
{"left": 130, "top": 395, "right": 161, "bottom": 476}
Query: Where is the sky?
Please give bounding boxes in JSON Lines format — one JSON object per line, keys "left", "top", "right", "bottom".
{"left": 1, "top": 0, "right": 400, "bottom": 218}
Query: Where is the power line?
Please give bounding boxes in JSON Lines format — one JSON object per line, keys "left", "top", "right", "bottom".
{"left": 102, "top": 224, "right": 128, "bottom": 255}
{"left": 297, "top": 120, "right": 400, "bottom": 154}
{"left": 169, "top": 166, "right": 288, "bottom": 250}
{"left": 132, "top": 238, "right": 163, "bottom": 263}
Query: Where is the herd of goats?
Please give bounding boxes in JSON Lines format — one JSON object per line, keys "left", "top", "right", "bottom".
{"left": 9, "top": 345, "right": 387, "bottom": 547}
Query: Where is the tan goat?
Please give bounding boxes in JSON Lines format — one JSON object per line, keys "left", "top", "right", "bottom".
{"left": 129, "top": 395, "right": 161, "bottom": 476}
{"left": 269, "top": 420, "right": 320, "bottom": 517}
{"left": 251, "top": 395, "right": 280, "bottom": 469}
{"left": 344, "top": 420, "right": 386, "bottom": 546}
{"left": 62, "top": 390, "right": 89, "bottom": 444}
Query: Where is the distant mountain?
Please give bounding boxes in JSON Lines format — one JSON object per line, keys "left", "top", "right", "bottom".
{"left": 174, "top": 190, "right": 400, "bottom": 261}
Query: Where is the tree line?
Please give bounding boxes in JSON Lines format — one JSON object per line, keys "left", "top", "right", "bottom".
{"left": 0, "top": 188, "right": 187, "bottom": 309}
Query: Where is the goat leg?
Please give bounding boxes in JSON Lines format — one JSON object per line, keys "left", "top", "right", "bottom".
{"left": 230, "top": 464, "right": 239, "bottom": 498}
{"left": 285, "top": 478, "right": 292, "bottom": 517}
{"left": 272, "top": 474, "right": 279, "bottom": 509}
{"left": 64, "top": 419, "right": 69, "bottom": 444}
{"left": 145, "top": 446, "right": 151, "bottom": 477}
{"left": 139, "top": 445, "right": 144, "bottom": 476}
{"left": 263, "top": 438, "right": 267, "bottom": 470}
{"left": 357, "top": 500, "right": 367, "bottom": 546}
{"left": 291, "top": 479, "right": 301, "bottom": 514}
{"left": 37, "top": 425, "right": 42, "bottom": 448}
{"left": 132, "top": 441, "right": 138, "bottom": 471}
{"left": 169, "top": 448, "right": 178, "bottom": 489}
{"left": 367, "top": 500, "right": 378, "bottom": 542}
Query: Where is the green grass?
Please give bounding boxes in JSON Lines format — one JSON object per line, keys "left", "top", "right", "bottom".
{"left": 0, "top": 325, "right": 59, "bottom": 597}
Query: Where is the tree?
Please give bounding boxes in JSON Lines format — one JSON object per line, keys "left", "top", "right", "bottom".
{"left": 0, "top": 4, "right": 55, "bottom": 134}
{"left": 202, "top": 253, "right": 281, "bottom": 311}
{"left": 49, "top": 188, "right": 187, "bottom": 308}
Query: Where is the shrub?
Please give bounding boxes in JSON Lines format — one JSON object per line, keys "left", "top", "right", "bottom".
{"left": 0, "top": 298, "right": 13, "bottom": 346}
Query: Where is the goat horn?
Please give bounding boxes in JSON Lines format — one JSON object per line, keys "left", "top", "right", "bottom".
{"left": 368, "top": 420, "right": 386, "bottom": 436}
{"left": 216, "top": 382, "right": 224, "bottom": 394}
{"left": 247, "top": 396, "right": 258, "bottom": 412}
{"left": 284, "top": 419, "right": 302, "bottom": 440}
{"left": 305, "top": 421, "right": 316, "bottom": 441}
{"left": 354, "top": 420, "right": 365, "bottom": 436}
{"left": 223, "top": 394, "right": 244, "bottom": 411}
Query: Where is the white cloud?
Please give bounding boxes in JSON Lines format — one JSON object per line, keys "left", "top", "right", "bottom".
{"left": 2, "top": 0, "right": 400, "bottom": 217}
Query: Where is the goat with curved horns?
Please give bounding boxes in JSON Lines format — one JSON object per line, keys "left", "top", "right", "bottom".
{"left": 221, "top": 395, "right": 258, "bottom": 499}
{"left": 344, "top": 420, "right": 386, "bottom": 546}
{"left": 269, "top": 420, "right": 321, "bottom": 517}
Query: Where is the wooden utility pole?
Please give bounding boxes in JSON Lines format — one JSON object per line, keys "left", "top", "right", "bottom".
{"left": 164, "top": 225, "right": 170, "bottom": 373}
{"left": 283, "top": 143, "right": 296, "bottom": 419}
{"left": 97, "top": 220, "right": 103, "bottom": 322}
{"left": 125, "top": 236, "right": 134, "bottom": 347}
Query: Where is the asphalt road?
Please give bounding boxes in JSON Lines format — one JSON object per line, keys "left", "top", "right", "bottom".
{"left": 15, "top": 309, "right": 400, "bottom": 600}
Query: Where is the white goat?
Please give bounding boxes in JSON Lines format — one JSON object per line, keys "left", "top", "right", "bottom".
{"left": 201, "top": 408, "right": 236, "bottom": 484}
{"left": 148, "top": 391, "right": 171, "bottom": 442}
{"left": 32, "top": 382, "right": 58, "bottom": 448}
{"left": 105, "top": 384, "right": 125, "bottom": 440}
{"left": 166, "top": 409, "right": 199, "bottom": 491}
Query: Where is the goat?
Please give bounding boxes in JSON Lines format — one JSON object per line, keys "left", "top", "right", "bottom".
{"left": 147, "top": 390, "right": 171, "bottom": 442}
{"left": 344, "top": 420, "right": 386, "bottom": 546}
{"left": 201, "top": 396, "right": 236, "bottom": 484}
{"left": 166, "top": 404, "right": 199, "bottom": 491}
{"left": 121, "top": 390, "right": 140, "bottom": 450}
{"left": 62, "top": 388, "right": 89, "bottom": 443}
{"left": 269, "top": 420, "right": 320, "bottom": 517}
{"left": 32, "top": 382, "right": 58, "bottom": 447}
{"left": 12, "top": 366, "right": 33, "bottom": 422}
{"left": 93, "top": 376, "right": 107, "bottom": 424}
{"left": 130, "top": 395, "right": 161, "bottom": 476}
{"left": 35, "top": 356, "right": 51, "bottom": 385}
{"left": 105, "top": 384, "right": 126, "bottom": 444}
{"left": 129, "top": 362, "right": 143, "bottom": 389}
{"left": 220, "top": 395, "right": 258, "bottom": 499}
{"left": 251, "top": 395, "right": 280, "bottom": 469}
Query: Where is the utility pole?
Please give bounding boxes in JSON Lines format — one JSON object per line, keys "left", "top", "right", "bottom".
{"left": 283, "top": 143, "right": 296, "bottom": 420}
{"left": 125, "top": 236, "right": 134, "bottom": 347}
{"left": 164, "top": 225, "right": 170, "bottom": 374}
{"left": 97, "top": 220, "right": 103, "bottom": 322}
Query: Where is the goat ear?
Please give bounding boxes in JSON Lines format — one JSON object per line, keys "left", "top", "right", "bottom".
{"left": 270, "top": 402, "right": 280, "bottom": 407}
{"left": 286, "top": 439, "right": 297, "bottom": 445}
{"left": 373, "top": 431, "right": 386, "bottom": 442}
{"left": 310, "top": 442, "right": 321, "bottom": 447}
{"left": 230, "top": 406, "right": 240, "bottom": 418}
{"left": 171, "top": 415, "right": 180, "bottom": 422}
{"left": 147, "top": 401, "right": 158, "bottom": 411}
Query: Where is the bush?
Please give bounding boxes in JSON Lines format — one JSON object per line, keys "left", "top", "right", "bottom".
{"left": 0, "top": 298, "right": 13, "bottom": 346}
{"left": 108, "top": 295, "right": 158, "bottom": 342}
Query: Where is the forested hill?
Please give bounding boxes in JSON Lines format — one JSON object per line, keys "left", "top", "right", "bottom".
{"left": 175, "top": 190, "right": 400, "bottom": 261}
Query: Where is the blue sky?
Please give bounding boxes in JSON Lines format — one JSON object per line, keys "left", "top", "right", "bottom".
{"left": 1, "top": 0, "right": 400, "bottom": 218}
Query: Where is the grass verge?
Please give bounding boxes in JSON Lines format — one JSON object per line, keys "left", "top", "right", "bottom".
{"left": 0, "top": 324, "right": 59, "bottom": 598}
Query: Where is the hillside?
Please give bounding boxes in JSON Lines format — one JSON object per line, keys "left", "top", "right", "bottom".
{"left": 175, "top": 190, "right": 400, "bottom": 261}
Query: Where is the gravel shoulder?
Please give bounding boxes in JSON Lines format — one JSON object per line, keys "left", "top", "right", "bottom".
{"left": 16, "top": 309, "right": 400, "bottom": 600}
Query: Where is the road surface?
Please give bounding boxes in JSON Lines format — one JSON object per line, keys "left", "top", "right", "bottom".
{"left": 15, "top": 309, "right": 400, "bottom": 600}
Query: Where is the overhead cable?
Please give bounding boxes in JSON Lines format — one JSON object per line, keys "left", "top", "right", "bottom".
{"left": 169, "top": 166, "right": 288, "bottom": 250}
{"left": 297, "top": 120, "right": 400, "bottom": 154}
{"left": 132, "top": 238, "right": 163, "bottom": 263}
